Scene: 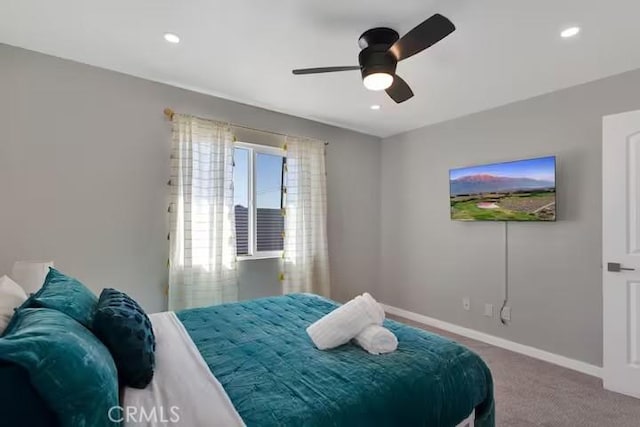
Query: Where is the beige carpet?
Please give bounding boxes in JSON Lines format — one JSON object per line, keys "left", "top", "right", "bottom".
{"left": 388, "top": 315, "right": 640, "bottom": 427}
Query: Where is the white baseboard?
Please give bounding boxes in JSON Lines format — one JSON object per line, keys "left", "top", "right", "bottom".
{"left": 381, "top": 303, "right": 602, "bottom": 378}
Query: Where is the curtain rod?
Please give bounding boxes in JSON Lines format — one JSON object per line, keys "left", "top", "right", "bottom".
{"left": 163, "top": 108, "right": 329, "bottom": 146}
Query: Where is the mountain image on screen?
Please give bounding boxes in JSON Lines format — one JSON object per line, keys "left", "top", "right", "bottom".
{"left": 450, "top": 174, "right": 554, "bottom": 196}
{"left": 449, "top": 156, "right": 556, "bottom": 221}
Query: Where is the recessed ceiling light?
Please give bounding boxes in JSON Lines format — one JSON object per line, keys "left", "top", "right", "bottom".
{"left": 560, "top": 27, "right": 580, "bottom": 38}
{"left": 164, "top": 33, "right": 180, "bottom": 44}
{"left": 370, "top": 104, "right": 381, "bottom": 110}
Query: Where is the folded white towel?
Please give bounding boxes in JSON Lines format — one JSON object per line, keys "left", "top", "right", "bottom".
{"left": 307, "top": 293, "right": 385, "bottom": 350}
{"left": 360, "top": 293, "right": 385, "bottom": 326}
{"left": 354, "top": 325, "right": 398, "bottom": 355}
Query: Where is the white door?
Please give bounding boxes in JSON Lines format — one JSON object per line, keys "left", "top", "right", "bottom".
{"left": 603, "top": 109, "right": 640, "bottom": 398}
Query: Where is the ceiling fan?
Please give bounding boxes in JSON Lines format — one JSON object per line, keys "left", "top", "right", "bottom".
{"left": 292, "top": 14, "right": 455, "bottom": 104}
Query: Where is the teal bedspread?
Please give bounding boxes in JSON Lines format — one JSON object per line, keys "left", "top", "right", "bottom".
{"left": 177, "top": 294, "right": 494, "bottom": 427}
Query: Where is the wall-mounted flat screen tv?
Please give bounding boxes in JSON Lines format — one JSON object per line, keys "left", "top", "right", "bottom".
{"left": 449, "top": 156, "right": 556, "bottom": 221}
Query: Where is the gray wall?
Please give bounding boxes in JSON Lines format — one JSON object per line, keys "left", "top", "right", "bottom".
{"left": 380, "top": 68, "right": 640, "bottom": 366}
{"left": 0, "top": 44, "right": 381, "bottom": 312}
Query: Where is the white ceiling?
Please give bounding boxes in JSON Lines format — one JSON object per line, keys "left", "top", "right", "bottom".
{"left": 2, "top": 0, "right": 640, "bottom": 137}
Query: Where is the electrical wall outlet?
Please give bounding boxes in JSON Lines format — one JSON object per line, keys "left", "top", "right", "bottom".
{"left": 462, "top": 297, "right": 471, "bottom": 311}
{"left": 501, "top": 306, "right": 511, "bottom": 321}
{"left": 484, "top": 303, "right": 493, "bottom": 317}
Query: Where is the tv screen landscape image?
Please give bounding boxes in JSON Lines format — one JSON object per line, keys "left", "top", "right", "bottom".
{"left": 450, "top": 156, "right": 556, "bottom": 221}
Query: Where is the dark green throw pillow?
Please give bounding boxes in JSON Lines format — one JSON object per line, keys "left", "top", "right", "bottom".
{"left": 28, "top": 268, "right": 98, "bottom": 328}
{"left": 0, "top": 308, "right": 119, "bottom": 427}
{"left": 93, "top": 288, "right": 156, "bottom": 389}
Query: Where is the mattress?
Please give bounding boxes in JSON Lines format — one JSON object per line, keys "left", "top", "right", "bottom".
{"left": 177, "top": 294, "right": 495, "bottom": 427}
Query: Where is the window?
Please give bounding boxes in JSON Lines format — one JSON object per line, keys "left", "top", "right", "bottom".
{"left": 233, "top": 142, "right": 285, "bottom": 259}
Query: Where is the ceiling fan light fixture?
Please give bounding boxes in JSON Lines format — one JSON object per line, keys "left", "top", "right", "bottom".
{"left": 363, "top": 72, "right": 394, "bottom": 91}
{"left": 291, "top": 14, "right": 456, "bottom": 103}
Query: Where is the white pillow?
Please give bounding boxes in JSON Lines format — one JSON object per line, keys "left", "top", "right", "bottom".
{"left": 0, "top": 275, "right": 28, "bottom": 334}
{"left": 11, "top": 261, "right": 53, "bottom": 294}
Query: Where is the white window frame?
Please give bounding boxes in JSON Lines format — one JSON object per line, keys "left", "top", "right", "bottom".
{"left": 234, "top": 141, "right": 285, "bottom": 261}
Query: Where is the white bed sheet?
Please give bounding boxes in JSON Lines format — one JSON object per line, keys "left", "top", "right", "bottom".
{"left": 456, "top": 409, "right": 475, "bottom": 427}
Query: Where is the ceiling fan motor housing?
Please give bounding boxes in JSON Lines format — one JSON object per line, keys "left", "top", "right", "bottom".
{"left": 358, "top": 27, "right": 400, "bottom": 80}
{"left": 359, "top": 46, "right": 397, "bottom": 79}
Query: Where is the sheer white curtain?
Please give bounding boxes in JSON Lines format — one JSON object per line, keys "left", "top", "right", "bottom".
{"left": 281, "top": 136, "right": 330, "bottom": 296}
{"left": 169, "top": 114, "right": 238, "bottom": 310}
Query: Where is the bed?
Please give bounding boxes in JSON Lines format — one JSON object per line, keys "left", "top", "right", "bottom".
{"left": 2, "top": 293, "right": 494, "bottom": 426}
{"left": 125, "top": 293, "right": 494, "bottom": 426}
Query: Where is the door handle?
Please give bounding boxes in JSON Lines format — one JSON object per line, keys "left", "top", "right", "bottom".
{"left": 607, "top": 262, "right": 635, "bottom": 272}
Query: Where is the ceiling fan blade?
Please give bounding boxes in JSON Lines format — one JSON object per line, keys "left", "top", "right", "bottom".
{"left": 390, "top": 14, "right": 455, "bottom": 61}
{"left": 292, "top": 66, "right": 360, "bottom": 75}
{"left": 386, "top": 75, "right": 414, "bottom": 103}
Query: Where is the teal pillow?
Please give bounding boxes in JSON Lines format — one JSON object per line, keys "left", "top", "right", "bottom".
{"left": 0, "top": 362, "right": 59, "bottom": 427}
{"left": 28, "top": 268, "right": 98, "bottom": 328}
{"left": 0, "top": 308, "right": 119, "bottom": 427}
{"left": 93, "top": 288, "right": 156, "bottom": 389}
